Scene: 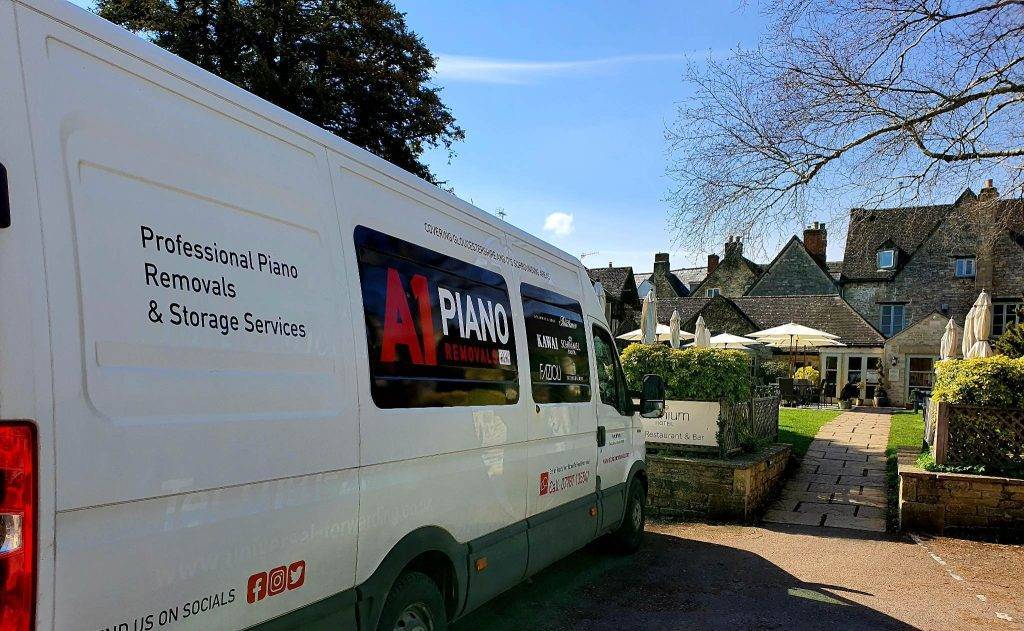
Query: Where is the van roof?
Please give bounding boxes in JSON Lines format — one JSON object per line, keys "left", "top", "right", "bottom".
{"left": 26, "top": 0, "right": 582, "bottom": 271}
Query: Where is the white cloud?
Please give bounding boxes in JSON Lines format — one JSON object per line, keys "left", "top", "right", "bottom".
{"left": 543, "top": 212, "right": 575, "bottom": 237}
{"left": 434, "top": 52, "right": 691, "bottom": 84}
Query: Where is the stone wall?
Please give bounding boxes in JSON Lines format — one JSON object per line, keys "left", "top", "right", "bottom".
{"left": 648, "top": 444, "right": 791, "bottom": 522}
{"left": 898, "top": 448, "right": 1024, "bottom": 535}
{"left": 882, "top": 312, "right": 959, "bottom": 406}
{"left": 747, "top": 239, "right": 838, "bottom": 296}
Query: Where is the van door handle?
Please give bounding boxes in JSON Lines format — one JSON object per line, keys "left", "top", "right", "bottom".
{"left": 0, "top": 163, "right": 10, "bottom": 229}
{"left": 597, "top": 425, "right": 606, "bottom": 447}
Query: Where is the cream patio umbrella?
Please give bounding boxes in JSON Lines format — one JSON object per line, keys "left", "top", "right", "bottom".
{"left": 693, "top": 316, "right": 712, "bottom": 348}
{"left": 750, "top": 322, "right": 843, "bottom": 376}
{"left": 618, "top": 324, "right": 685, "bottom": 343}
{"left": 593, "top": 281, "right": 608, "bottom": 318}
{"left": 968, "top": 291, "right": 994, "bottom": 358}
{"left": 708, "top": 333, "right": 758, "bottom": 349}
{"left": 640, "top": 287, "right": 658, "bottom": 344}
{"left": 940, "top": 317, "right": 959, "bottom": 360}
{"left": 669, "top": 309, "right": 682, "bottom": 348}
{"left": 961, "top": 305, "right": 977, "bottom": 358}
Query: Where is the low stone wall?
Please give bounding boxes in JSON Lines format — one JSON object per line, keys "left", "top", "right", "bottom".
{"left": 898, "top": 448, "right": 1024, "bottom": 535}
{"left": 648, "top": 443, "right": 791, "bottom": 522}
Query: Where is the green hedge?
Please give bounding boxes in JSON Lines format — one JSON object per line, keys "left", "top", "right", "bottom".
{"left": 932, "top": 356, "right": 1024, "bottom": 408}
{"left": 620, "top": 343, "right": 751, "bottom": 403}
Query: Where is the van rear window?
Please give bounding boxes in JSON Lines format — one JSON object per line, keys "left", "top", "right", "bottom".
{"left": 521, "top": 283, "right": 591, "bottom": 404}
{"left": 354, "top": 226, "right": 519, "bottom": 408}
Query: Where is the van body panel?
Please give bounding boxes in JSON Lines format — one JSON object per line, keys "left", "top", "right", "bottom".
{"left": 53, "top": 470, "right": 359, "bottom": 631}
{"left": 15, "top": 3, "right": 358, "bottom": 511}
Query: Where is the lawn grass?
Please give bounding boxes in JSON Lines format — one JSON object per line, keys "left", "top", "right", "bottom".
{"left": 778, "top": 408, "right": 844, "bottom": 458}
{"left": 885, "top": 409, "right": 926, "bottom": 530}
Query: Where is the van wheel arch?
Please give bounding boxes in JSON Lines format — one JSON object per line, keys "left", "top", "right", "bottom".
{"left": 627, "top": 460, "right": 648, "bottom": 495}
{"left": 358, "top": 526, "right": 467, "bottom": 630}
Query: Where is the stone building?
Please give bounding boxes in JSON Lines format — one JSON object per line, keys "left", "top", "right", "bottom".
{"left": 587, "top": 264, "right": 641, "bottom": 337}
{"left": 747, "top": 226, "right": 838, "bottom": 296}
{"left": 690, "top": 236, "right": 763, "bottom": 298}
{"left": 840, "top": 181, "right": 1024, "bottom": 339}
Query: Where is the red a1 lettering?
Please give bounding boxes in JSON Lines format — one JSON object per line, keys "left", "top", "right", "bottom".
{"left": 380, "top": 268, "right": 438, "bottom": 366}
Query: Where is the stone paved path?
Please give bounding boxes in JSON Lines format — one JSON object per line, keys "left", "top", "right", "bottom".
{"left": 764, "top": 410, "right": 891, "bottom": 532}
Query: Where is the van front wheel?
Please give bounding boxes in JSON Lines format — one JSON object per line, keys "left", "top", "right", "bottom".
{"left": 377, "top": 571, "right": 447, "bottom": 631}
{"left": 612, "top": 478, "right": 646, "bottom": 553}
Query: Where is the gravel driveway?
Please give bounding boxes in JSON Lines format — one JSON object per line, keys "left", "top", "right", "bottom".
{"left": 453, "top": 521, "right": 1023, "bottom": 630}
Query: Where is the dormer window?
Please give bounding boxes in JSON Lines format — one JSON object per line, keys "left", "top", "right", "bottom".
{"left": 954, "top": 257, "right": 976, "bottom": 278}
{"left": 876, "top": 249, "right": 896, "bottom": 270}
{"left": 705, "top": 288, "right": 721, "bottom": 298}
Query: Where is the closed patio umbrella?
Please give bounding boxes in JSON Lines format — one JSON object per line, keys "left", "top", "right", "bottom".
{"left": 640, "top": 287, "right": 658, "bottom": 344}
{"left": 593, "top": 281, "right": 607, "bottom": 318}
{"left": 693, "top": 316, "right": 711, "bottom": 348}
{"left": 940, "top": 318, "right": 958, "bottom": 360}
{"left": 968, "top": 291, "right": 993, "bottom": 358}
{"left": 669, "top": 309, "right": 682, "bottom": 348}
{"left": 961, "top": 306, "right": 977, "bottom": 358}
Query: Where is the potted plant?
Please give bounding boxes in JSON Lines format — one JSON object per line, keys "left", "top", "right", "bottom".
{"left": 873, "top": 386, "right": 889, "bottom": 408}
{"left": 838, "top": 382, "right": 858, "bottom": 410}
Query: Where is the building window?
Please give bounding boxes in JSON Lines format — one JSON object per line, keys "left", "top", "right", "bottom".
{"left": 876, "top": 249, "right": 896, "bottom": 270}
{"left": 879, "top": 304, "right": 906, "bottom": 336}
{"left": 823, "top": 356, "right": 839, "bottom": 398}
{"left": 705, "top": 287, "right": 721, "bottom": 298}
{"left": 907, "top": 357, "right": 935, "bottom": 399}
{"left": 993, "top": 302, "right": 1023, "bottom": 337}
{"left": 954, "top": 257, "right": 975, "bottom": 278}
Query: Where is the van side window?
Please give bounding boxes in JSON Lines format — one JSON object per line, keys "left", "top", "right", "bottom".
{"left": 592, "top": 325, "right": 629, "bottom": 414}
{"left": 354, "top": 226, "right": 519, "bottom": 408}
{"left": 520, "top": 283, "right": 591, "bottom": 404}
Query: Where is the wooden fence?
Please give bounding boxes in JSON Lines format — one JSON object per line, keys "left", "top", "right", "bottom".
{"left": 719, "top": 386, "right": 781, "bottom": 457}
{"left": 932, "top": 401, "right": 1024, "bottom": 473}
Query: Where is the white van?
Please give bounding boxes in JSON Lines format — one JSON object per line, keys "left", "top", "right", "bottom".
{"left": 0, "top": 1, "right": 666, "bottom": 629}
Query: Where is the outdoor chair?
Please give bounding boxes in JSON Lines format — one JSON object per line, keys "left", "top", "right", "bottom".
{"left": 778, "top": 378, "right": 796, "bottom": 407}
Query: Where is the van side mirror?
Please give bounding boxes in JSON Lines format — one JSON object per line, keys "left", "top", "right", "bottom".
{"left": 639, "top": 374, "right": 666, "bottom": 419}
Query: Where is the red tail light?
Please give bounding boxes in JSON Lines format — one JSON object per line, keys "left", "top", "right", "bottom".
{"left": 0, "top": 423, "right": 36, "bottom": 631}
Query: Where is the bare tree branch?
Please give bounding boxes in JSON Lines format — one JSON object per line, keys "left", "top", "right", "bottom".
{"left": 668, "top": 0, "right": 1024, "bottom": 253}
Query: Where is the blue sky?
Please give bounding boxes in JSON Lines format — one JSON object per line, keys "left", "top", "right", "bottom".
{"left": 395, "top": 1, "right": 781, "bottom": 272}
{"left": 67, "top": 0, "right": 848, "bottom": 271}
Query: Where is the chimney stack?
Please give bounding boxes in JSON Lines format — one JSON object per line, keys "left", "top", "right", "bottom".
{"left": 724, "top": 235, "right": 743, "bottom": 258}
{"left": 803, "top": 221, "right": 828, "bottom": 266}
{"left": 707, "top": 253, "right": 720, "bottom": 274}
{"left": 653, "top": 252, "right": 671, "bottom": 276}
{"left": 979, "top": 178, "right": 999, "bottom": 201}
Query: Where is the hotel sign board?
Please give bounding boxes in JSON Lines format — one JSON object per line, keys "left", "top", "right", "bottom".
{"left": 641, "top": 400, "right": 720, "bottom": 447}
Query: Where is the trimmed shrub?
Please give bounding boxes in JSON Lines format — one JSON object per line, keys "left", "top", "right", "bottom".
{"left": 620, "top": 343, "right": 751, "bottom": 403}
{"left": 995, "top": 321, "right": 1024, "bottom": 358}
{"left": 759, "top": 359, "right": 789, "bottom": 383}
{"left": 932, "top": 356, "right": 1024, "bottom": 408}
{"left": 794, "top": 365, "right": 820, "bottom": 383}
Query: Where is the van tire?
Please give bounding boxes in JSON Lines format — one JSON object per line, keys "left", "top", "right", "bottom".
{"left": 376, "top": 571, "right": 448, "bottom": 631}
{"left": 611, "top": 478, "right": 646, "bottom": 553}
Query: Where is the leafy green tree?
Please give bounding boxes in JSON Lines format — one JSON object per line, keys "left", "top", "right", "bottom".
{"left": 96, "top": 0, "right": 464, "bottom": 183}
